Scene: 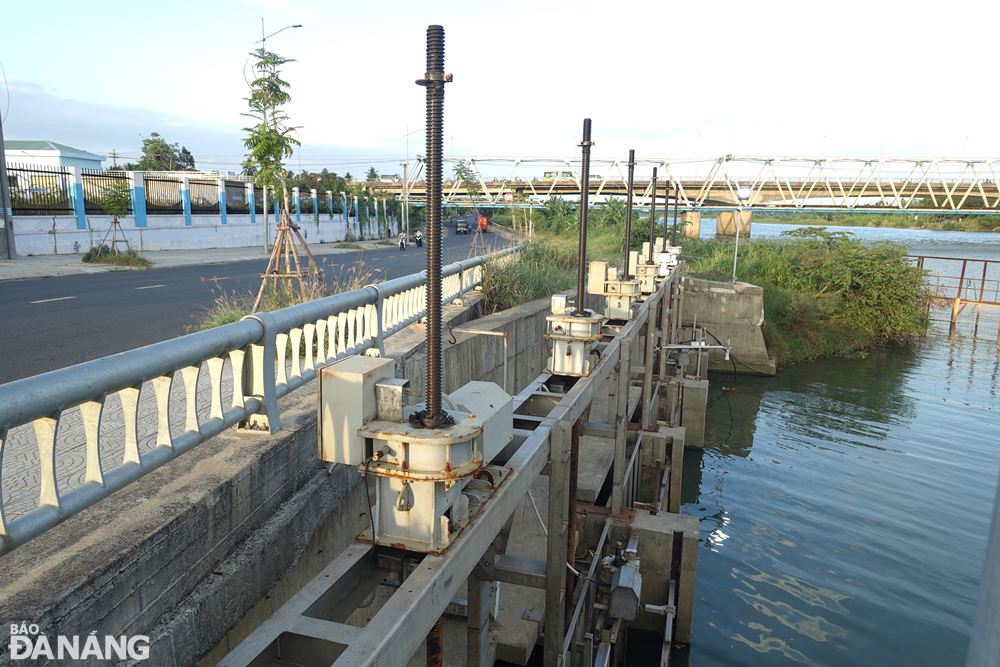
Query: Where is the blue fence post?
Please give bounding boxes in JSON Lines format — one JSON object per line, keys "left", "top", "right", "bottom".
{"left": 311, "top": 188, "right": 319, "bottom": 223}
{"left": 132, "top": 172, "right": 147, "bottom": 228}
{"left": 273, "top": 187, "right": 279, "bottom": 219}
{"left": 67, "top": 167, "right": 86, "bottom": 230}
{"left": 218, "top": 179, "right": 227, "bottom": 224}
{"left": 181, "top": 177, "right": 192, "bottom": 226}
{"left": 327, "top": 190, "right": 334, "bottom": 220}
{"left": 247, "top": 182, "right": 256, "bottom": 224}
{"left": 353, "top": 196, "right": 360, "bottom": 239}
{"left": 293, "top": 187, "right": 301, "bottom": 223}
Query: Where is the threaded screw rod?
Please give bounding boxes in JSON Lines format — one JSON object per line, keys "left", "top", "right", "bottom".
{"left": 672, "top": 179, "right": 679, "bottom": 246}
{"left": 623, "top": 149, "right": 636, "bottom": 276}
{"left": 417, "top": 25, "right": 450, "bottom": 427}
{"left": 648, "top": 167, "right": 658, "bottom": 264}
{"left": 574, "top": 118, "right": 593, "bottom": 316}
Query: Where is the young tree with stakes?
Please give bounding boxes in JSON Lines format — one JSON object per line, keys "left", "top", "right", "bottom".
{"left": 242, "top": 47, "right": 321, "bottom": 312}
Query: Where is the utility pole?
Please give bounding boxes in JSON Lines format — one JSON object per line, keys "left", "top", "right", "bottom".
{"left": 0, "top": 111, "right": 16, "bottom": 259}
{"left": 110, "top": 149, "right": 120, "bottom": 168}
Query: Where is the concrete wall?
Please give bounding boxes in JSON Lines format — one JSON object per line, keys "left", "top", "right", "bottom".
{"left": 0, "top": 292, "right": 558, "bottom": 667}
{"left": 11, "top": 214, "right": 358, "bottom": 255}
{"left": 681, "top": 277, "right": 776, "bottom": 374}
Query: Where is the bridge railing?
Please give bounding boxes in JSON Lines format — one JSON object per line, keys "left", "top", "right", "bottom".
{"left": 0, "top": 248, "right": 517, "bottom": 557}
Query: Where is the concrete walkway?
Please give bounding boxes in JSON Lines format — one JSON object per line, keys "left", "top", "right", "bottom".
{"left": 0, "top": 239, "right": 398, "bottom": 282}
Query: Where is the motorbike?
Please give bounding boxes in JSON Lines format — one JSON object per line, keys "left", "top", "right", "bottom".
{"left": 398, "top": 236, "right": 407, "bottom": 251}
{"left": 415, "top": 234, "right": 423, "bottom": 248}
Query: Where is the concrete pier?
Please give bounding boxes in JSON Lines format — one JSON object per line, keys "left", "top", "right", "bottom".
{"left": 714, "top": 210, "right": 752, "bottom": 238}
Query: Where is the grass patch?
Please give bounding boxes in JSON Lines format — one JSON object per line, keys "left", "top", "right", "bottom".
{"left": 81, "top": 245, "right": 152, "bottom": 268}
{"left": 192, "top": 259, "right": 386, "bottom": 331}
{"left": 480, "top": 241, "right": 576, "bottom": 314}
{"left": 336, "top": 242, "right": 363, "bottom": 249}
{"left": 376, "top": 240, "right": 396, "bottom": 246}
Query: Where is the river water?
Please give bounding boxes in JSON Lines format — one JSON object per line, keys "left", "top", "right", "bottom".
{"left": 674, "top": 224, "right": 1000, "bottom": 666}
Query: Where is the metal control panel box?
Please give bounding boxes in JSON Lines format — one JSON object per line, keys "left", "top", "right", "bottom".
{"left": 318, "top": 355, "right": 395, "bottom": 466}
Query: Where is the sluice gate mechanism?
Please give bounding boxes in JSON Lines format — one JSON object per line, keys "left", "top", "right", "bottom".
{"left": 219, "top": 25, "right": 725, "bottom": 667}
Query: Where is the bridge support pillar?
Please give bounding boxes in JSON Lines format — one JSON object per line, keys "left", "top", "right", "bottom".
{"left": 680, "top": 211, "right": 701, "bottom": 239}
{"left": 716, "top": 211, "right": 752, "bottom": 239}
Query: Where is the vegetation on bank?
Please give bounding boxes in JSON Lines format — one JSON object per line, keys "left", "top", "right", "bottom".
{"left": 495, "top": 198, "right": 930, "bottom": 367}
{"left": 81, "top": 245, "right": 152, "bottom": 268}
{"left": 680, "top": 228, "right": 929, "bottom": 365}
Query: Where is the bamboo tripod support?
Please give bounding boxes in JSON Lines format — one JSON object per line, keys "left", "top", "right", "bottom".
{"left": 252, "top": 207, "right": 323, "bottom": 313}
{"left": 99, "top": 216, "right": 132, "bottom": 254}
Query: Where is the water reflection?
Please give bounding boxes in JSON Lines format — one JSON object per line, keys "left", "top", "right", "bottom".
{"left": 681, "top": 313, "right": 1000, "bottom": 667}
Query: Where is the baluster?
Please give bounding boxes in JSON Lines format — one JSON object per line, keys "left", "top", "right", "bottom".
{"left": 327, "top": 315, "right": 338, "bottom": 360}
{"left": 304, "top": 323, "right": 316, "bottom": 372}
{"left": 355, "top": 308, "right": 366, "bottom": 349}
{"left": 346, "top": 309, "right": 357, "bottom": 350}
{"left": 80, "top": 398, "right": 106, "bottom": 486}
{"left": 121, "top": 384, "right": 144, "bottom": 462}
{"left": 206, "top": 357, "right": 225, "bottom": 421}
{"left": 151, "top": 371, "right": 174, "bottom": 448}
{"left": 364, "top": 304, "right": 376, "bottom": 344}
{"left": 338, "top": 312, "right": 348, "bottom": 356}
{"left": 32, "top": 414, "right": 61, "bottom": 509}
{"left": 229, "top": 349, "right": 246, "bottom": 410}
{"left": 290, "top": 328, "right": 303, "bottom": 379}
{"left": 316, "top": 319, "right": 328, "bottom": 364}
{"left": 180, "top": 366, "right": 201, "bottom": 435}
{"left": 276, "top": 332, "right": 289, "bottom": 386}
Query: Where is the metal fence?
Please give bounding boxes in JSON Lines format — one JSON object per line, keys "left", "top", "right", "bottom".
{"left": 0, "top": 248, "right": 515, "bottom": 557}
{"left": 4, "top": 163, "right": 73, "bottom": 216}
{"left": 254, "top": 186, "right": 265, "bottom": 214}
{"left": 299, "top": 192, "right": 314, "bottom": 215}
{"left": 145, "top": 176, "right": 183, "bottom": 214}
{"left": 189, "top": 179, "right": 219, "bottom": 214}
{"left": 81, "top": 170, "right": 132, "bottom": 215}
{"left": 225, "top": 181, "right": 249, "bottom": 213}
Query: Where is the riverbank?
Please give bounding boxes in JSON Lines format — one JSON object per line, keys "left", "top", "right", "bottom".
{"left": 753, "top": 210, "right": 1000, "bottom": 233}
{"left": 523, "top": 223, "right": 929, "bottom": 368}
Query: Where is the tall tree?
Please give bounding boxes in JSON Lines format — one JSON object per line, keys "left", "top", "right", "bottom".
{"left": 242, "top": 46, "right": 319, "bottom": 312}
{"left": 136, "top": 132, "right": 191, "bottom": 171}
{"left": 366, "top": 167, "right": 379, "bottom": 181}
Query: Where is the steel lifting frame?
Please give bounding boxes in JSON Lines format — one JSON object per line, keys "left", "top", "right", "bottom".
{"left": 219, "top": 264, "right": 690, "bottom": 667}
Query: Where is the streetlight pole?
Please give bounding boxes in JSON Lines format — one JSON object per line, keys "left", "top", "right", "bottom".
{"left": 403, "top": 126, "right": 425, "bottom": 236}
{"left": 732, "top": 186, "right": 751, "bottom": 284}
{"left": 258, "top": 20, "right": 302, "bottom": 50}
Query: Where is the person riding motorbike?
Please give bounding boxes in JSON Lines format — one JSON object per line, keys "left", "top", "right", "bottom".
{"left": 415, "top": 230, "right": 423, "bottom": 248}
{"left": 398, "top": 232, "right": 407, "bottom": 251}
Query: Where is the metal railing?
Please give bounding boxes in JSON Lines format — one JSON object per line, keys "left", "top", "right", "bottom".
{"left": 81, "top": 170, "right": 133, "bottom": 215}
{"left": 911, "top": 256, "right": 1000, "bottom": 306}
{"left": 4, "top": 163, "right": 73, "bottom": 215}
{"left": 0, "top": 249, "right": 515, "bottom": 556}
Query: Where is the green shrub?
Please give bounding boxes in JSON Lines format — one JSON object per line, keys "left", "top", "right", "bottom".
{"left": 81, "top": 245, "right": 152, "bottom": 268}
{"left": 680, "top": 228, "right": 928, "bottom": 365}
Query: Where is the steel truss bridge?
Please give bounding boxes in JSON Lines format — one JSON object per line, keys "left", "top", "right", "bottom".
{"left": 370, "top": 156, "right": 1000, "bottom": 214}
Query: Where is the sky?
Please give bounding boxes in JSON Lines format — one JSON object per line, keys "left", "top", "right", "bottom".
{"left": 2, "top": 0, "right": 997, "bottom": 180}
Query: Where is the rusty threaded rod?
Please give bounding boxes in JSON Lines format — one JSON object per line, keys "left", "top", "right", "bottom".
{"left": 574, "top": 118, "right": 593, "bottom": 316}
{"left": 623, "top": 149, "right": 636, "bottom": 277}
{"left": 420, "top": 25, "right": 447, "bottom": 426}
{"left": 672, "top": 179, "right": 679, "bottom": 246}
{"left": 426, "top": 616, "right": 444, "bottom": 667}
{"left": 648, "top": 167, "right": 658, "bottom": 264}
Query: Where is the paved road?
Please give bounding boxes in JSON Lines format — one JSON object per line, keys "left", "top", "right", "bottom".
{"left": 0, "top": 219, "right": 495, "bottom": 383}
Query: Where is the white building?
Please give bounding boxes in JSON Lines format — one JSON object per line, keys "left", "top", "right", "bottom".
{"left": 5, "top": 140, "right": 105, "bottom": 170}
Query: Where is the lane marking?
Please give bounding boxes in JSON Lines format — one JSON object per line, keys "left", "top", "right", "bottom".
{"left": 135, "top": 284, "right": 166, "bottom": 290}
{"left": 30, "top": 296, "right": 76, "bottom": 304}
